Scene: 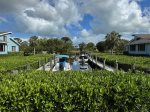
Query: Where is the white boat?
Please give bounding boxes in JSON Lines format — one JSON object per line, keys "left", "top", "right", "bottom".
{"left": 52, "top": 55, "right": 72, "bottom": 71}
{"left": 78, "top": 54, "right": 88, "bottom": 62}
{"left": 80, "top": 63, "right": 89, "bottom": 70}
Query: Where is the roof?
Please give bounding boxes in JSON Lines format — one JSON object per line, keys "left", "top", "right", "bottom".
{"left": 10, "top": 38, "right": 21, "bottom": 46}
{"left": 127, "top": 34, "right": 150, "bottom": 45}
{"left": 56, "top": 55, "right": 69, "bottom": 58}
{"left": 0, "top": 32, "right": 12, "bottom": 36}
{"left": 132, "top": 34, "right": 150, "bottom": 39}
{"left": 128, "top": 39, "right": 150, "bottom": 45}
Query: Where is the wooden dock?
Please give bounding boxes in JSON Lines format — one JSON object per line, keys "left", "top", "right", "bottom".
{"left": 87, "top": 55, "right": 115, "bottom": 72}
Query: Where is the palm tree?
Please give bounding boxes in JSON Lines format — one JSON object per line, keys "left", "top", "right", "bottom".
{"left": 105, "top": 31, "right": 121, "bottom": 54}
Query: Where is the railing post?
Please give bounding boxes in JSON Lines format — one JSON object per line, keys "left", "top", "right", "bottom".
{"left": 95, "top": 56, "right": 97, "bottom": 64}
{"left": 103, "top": 59, "right": 106, "bottom": 69}
{"left": 43, "top": 63, "right": 45, "bottom": 71}
{"left": 131, "top": 63, "right": 136, "bottom": 73}
{"left": 45, "top": 57, "right": 47, "bottom": 63}
{"left": 38, "top": 60, "right": 41, "bottom": 68}
{"left": 115, "top": 60, "right": 118, "bottom": 71}
{"left": 27, "top": 63, "right": 30, "bottom": 70}
{"left": 54, "top": 55, "right": 56, "bottom": 65}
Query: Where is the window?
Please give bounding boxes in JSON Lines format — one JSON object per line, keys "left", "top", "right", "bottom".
{"left": 0, "top": 45, "right": 4, "bottom": 52}
{"left": 138, "top": 44, "right": 145, "bottom": 51}
{"left": 130, "top": 45, "right": 136, "bottom": 51}
{"left": 3, "top": 36, "right": 7, "bottom": 42}
{"left": 12, "top": 46, "right": 16, "bottom": 52}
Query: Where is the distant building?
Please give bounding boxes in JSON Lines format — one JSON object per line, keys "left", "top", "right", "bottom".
{"left": 125, "top": 34, "right": 150, "bottom": 56}
{"left": 0, "top": 32, "right": 20, "bottom": 54}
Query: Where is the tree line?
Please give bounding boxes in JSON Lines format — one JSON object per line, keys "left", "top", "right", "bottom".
{"left": 14, "top": 31, "right": 129, "bottom": 55}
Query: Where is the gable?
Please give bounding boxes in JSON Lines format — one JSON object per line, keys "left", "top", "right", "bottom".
{"left": 10, "top": 38, "right": 20, "bottom": 46}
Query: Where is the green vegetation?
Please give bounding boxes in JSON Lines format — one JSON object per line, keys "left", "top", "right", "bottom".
{"left": 94, "top": 53, "right": 150, "bottom": 68}
{"left": 20, "top": 36, "right": 74, "bottom": 54}
{"left": 96, "top": 31, "right": 129, "bottom": 53}
{"left": 0, "top": 54, "right": 52, "bottom": 71}
{"left": 0, "top": 70, "right": 150, "bottom": 111}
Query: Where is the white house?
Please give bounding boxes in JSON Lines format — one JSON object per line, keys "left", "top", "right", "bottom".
{"left": 125, "top": 34, "right": 150, "bottom": 56}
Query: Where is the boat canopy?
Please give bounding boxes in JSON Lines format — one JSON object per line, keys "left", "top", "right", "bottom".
{"left": 56, "top": 55, "right": 69, "bottom": 58}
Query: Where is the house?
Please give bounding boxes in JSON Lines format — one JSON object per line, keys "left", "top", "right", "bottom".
{"left": 0, "top": 32, "right": 20, "bottom": 54}
{"left": 125, "top": 34, "right": 150, "bottom": 56}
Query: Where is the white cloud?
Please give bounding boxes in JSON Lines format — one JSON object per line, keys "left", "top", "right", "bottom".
{"left": 79, "top": 0, "right": 150, "bottom": 34}
{"left": 0, "top": 0, "right": 81, "bottom": 36}
{"left": 0, "top": 0, "right": 150, "bottom": 43}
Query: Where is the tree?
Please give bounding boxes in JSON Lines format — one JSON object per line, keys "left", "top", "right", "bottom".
{"left": 14, "top": 38, "right": 22, "bottom": 44}
{"left": 29, "top": 36, "right": 38, "bottom": 47}
{"left": 96, "top": 41, "right": 106, "bottom": 52}
{"left": 79, "top": 42, "right": 86, "bottom": 52}
{"left": 117, "top": 39, "right": 129, "bottom": 53}
{"left": 61, "top": 37, "right": 72, "bottom": 43}
{"left": 29, "top": 36, "right": 38, "bottom": 55}
{"left": 86, "top": 42, "right": 96, "bottom": 51}
{"left": 105, "top": 31, "right": 121, "bottom": 54}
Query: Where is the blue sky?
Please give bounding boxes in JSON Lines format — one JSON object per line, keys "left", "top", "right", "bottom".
{"left": 0, "top": 0, "right": 150, "bottom": 43}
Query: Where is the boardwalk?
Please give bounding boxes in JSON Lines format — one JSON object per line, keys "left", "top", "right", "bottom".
{"left": 37, "top": 60, "right": 54, "bottom": 71}
{"left": 88, "top": 55, "right": 114, "bottom": 72}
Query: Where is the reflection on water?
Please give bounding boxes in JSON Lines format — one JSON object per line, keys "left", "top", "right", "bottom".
{"left": 72, "top": 61, "right": 80, "bottom": 70}
{"left": 72, "top": 60, "right": 92, "bottom": 71}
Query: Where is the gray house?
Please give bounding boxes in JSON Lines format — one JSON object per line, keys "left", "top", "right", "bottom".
{"left": 125, "top": 34, "right": 150, "bottom": 56}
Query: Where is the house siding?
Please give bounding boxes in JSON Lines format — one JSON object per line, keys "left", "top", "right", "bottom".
{"left": 146, "top": 44, "right": 150, "bottom": 55}
{"left": 128, "top": 44, "right": 150, "bottom": 55}
{"left": 7, "top": 38, "right": 19, "bottom": 52}
{"left": 0, "top": 33, "right": 20, "bottom": 54}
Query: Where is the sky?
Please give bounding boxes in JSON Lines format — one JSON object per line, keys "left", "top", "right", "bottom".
{"left": 0, "top": 0, "right": 150, "bottom": 44}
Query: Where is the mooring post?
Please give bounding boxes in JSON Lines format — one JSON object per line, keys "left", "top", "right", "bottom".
{"left": 95, "top": 56, "right": 97, "bottom": 64}
{"left": 49, "top": 58, "right": 52, "bottom": 69}
{"left": 45, "top": 57, "right": 47, "bottom": 63}
{"left": 103, "top": 59, "right": 106, "bottom": 69}
{"left": 38, "top": 60, "right": 41, "bottom": 68}
{"left": 27, "top": 63, "right": 30, "bottom": 70}
{"left": 43, "top": 63, "right": 45, "bottom": 71}
{"left": 115, "top": 60, "right": 118, "bottom": 71}
{"left": 132, "top": 63, "right": 136, "bottom": 73}
{"left": 54, "top": 55, "right": 56, "bottom": 65}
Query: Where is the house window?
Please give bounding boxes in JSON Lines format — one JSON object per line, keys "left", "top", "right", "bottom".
{"left": 12, "top": 46, "right": 16, "bottom": 52}
{"left": 138, "top": 44, "right": 145, "bottom": 51}
{"left": 130, "top": 45, "right": 136, "bottom": 51}
{"left": 0, "top": 45, "right": 4, "bottom": 52}
{"left": 3, "top": 35, "right": 7, "bottom": 42}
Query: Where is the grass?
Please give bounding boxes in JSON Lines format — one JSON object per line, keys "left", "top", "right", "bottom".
{"left": 0, "top": 54, "right": 52, "bottom": 71}
{"left": 94, "top": 53, "right": 150, "bottom": 68}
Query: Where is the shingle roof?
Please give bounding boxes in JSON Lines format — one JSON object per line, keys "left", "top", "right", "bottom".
{"left": 132, "top": 34, "right": 150, "bottom": 39}
{"left": 127, "top": 34, "right": 150, "bottom": 45}
{"left": 128, "top": 39, "right": 150, "bottom": 45}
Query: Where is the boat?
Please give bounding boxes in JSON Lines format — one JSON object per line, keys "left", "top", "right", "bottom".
{"left": 80, "top": 63, "right": 89, "bottom": 70}
{"left": 78, "top": 54, "right": 88, "bottom": 62}
{"left": 52, "top": 55, "right": 72, "bottom": 71}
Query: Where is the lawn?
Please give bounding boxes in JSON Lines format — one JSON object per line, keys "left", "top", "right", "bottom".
{"left": 0, "top": 54, "right": 52, "bottom": 71}
{"left": 94, "top": 53, "right": 150, "bottom": 68}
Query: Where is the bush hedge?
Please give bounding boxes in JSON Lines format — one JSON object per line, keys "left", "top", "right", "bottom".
{"left": 0, "top": 71, "right": 150, "bottom": 111}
